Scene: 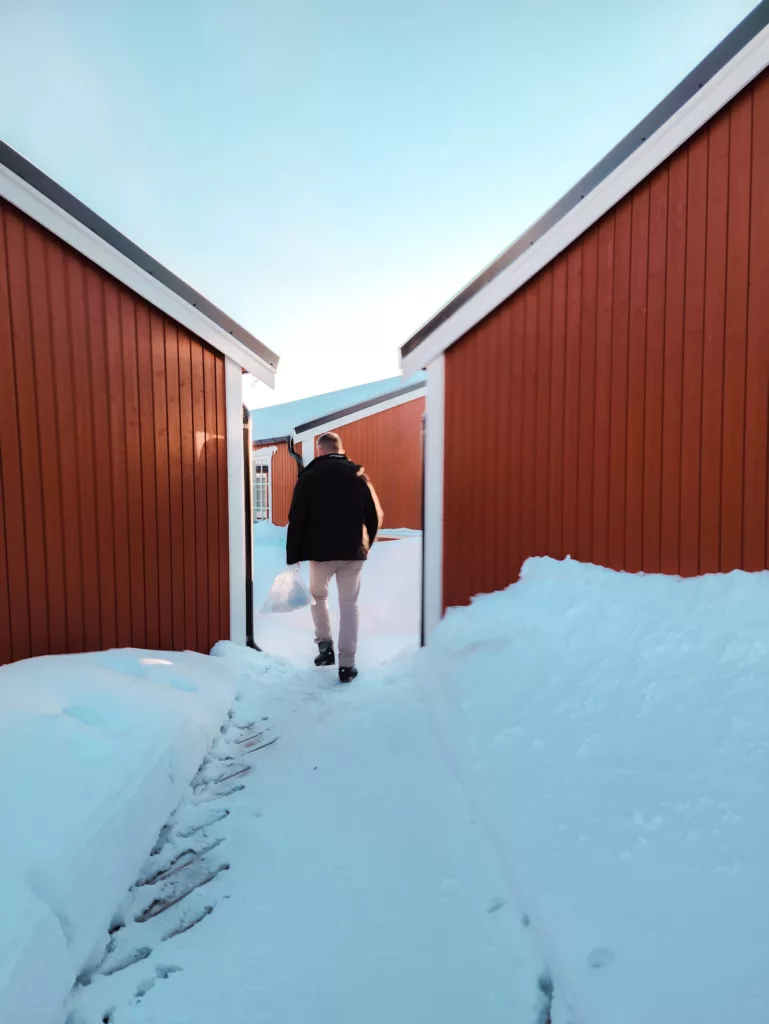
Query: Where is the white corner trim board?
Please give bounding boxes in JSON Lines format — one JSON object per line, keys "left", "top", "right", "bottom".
{"left": 0, "top": 162, "right": 276, "bottom": 387}
{"left": 298, "top": 435, "right": 315, "bottom": 466}
{"left": 225, "top": 359, "right": 246, "bottom": 645}
{"left": 293, "top": 387, "right": 427, "bottom": 455}
{"left": 400, "top": 21, "right": 769, "bottom": 377}
{"left": 423, "top": 357, "right": 445, "bottom": 637}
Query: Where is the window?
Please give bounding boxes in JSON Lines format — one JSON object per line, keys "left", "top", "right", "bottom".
{"left": 252, "top": 464, "right": 270, "bottom": 521}
{"left": 252, "top": 445, "right": 278, "bottom": 523}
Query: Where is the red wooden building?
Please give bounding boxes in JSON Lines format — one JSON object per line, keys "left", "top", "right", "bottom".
{"left": 0, "top": 141, "right": 280, "bottom": 666}
{"left": 251, "top": 375, "right": 426, "bottom": 528}
{"left": 400, "top": 3, "right": 769, "bottom": 635}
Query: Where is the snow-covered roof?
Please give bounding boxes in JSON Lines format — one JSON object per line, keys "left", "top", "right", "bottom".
{"left": 250, "top": 373, "right": 426, "bottom": 442}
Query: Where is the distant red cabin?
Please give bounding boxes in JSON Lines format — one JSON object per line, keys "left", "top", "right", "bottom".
{"left": 251, "top": 377, "right": 426, "bottom": 530}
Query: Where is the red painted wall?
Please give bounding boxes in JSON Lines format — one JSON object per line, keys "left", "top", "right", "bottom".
{"left": 0, "top": 198, "right": 230, "bottom": 665}
{"left": 259, "top": 440, "right": 302, "bottom": 527}
{"left": 335, "top": 397, "right": 425, "bottom": 530}
{"left": 443, "top": 70, "right": 769, "bottom": 609}
{"left": 263, "top": 398, "right": 425, "bottom": 531}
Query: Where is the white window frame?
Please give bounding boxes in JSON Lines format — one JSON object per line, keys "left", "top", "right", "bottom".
{"left": 252, "top": 445, "right": 278, "bottom": 523}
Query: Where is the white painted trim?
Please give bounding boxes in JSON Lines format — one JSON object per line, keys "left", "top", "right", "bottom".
{"left": 252, "top": 445, "right": 278, "bottom": 523}
{"left": 299, "top": 434, "right": 316, "bottom": 467}
{"left": 400, "top": 22, "right": 769, "bottom": 376}
{"left": 423, "top": 356, "right": 445, "bottom": 637}
{"left": 0, "top": 162, "right": 276, "bottom": 387}
{"left": 225, "top": 359, "right": 246, "bottom": 645}
{"left": 253, "top": 444, "right": 278, "bottom": 461}
{"left": 294, "top": 387, "right": 427, "bottom": 457}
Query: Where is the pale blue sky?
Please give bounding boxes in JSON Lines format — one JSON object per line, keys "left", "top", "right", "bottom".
{"left": 0, "top": 0, "right": 755, "bottom": 406}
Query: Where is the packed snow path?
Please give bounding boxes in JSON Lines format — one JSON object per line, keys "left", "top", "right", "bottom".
{"left": 69, "top": 534, "right": 545, "bottom": 1024}
{"left": 71, "top": 660, "right": 544, "bottom": 1024}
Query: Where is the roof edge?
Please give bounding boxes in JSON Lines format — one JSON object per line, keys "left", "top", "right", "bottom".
{"left": 0, "top": 140, "right": 279, "bottom": 375}
{"left": 294, "top": 380, "right": 427, "bottom": 435}
{"left": 400, "top": 0, "right": 769, "bottom": 366}
{"left": 252, "top": 435, "right": 292, "bottom": 446}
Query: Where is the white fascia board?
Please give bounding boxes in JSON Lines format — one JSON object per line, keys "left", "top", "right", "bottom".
{"left": 400, "top": 22, "right": 769, "bottom": 377}
{"left": 253, "top": 445, "right": 279, "bottom": 462}
{"left": 0, "top": 162, "right": 276, "bottom": 387}
{"left": 225, "top": 359, "right": 246, "bottom": 645}
{"left": 294, "top": 387, "right": 427, "bottom": 450}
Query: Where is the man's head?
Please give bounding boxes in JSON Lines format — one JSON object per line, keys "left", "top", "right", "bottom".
{"left": 316, "top": 432, "right": 344, "bottom": 456}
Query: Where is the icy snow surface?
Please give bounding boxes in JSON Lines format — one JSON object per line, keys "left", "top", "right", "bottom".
{"left": 416, "top": 557, "right": 769, "bottom": 1024}
{"left": 0, "top": 650, "right": 238, "bottom": 1024}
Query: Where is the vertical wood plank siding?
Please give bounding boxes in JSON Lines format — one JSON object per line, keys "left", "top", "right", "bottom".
{"left": 269, "top": 441, "right": 302, "bottom": 527}
{"left": 336, "top": 397, "right": 425, "bottom": 531}
{"left": 0, "top": 199, "right": 230, "bottom": 665}
{"left": 443, "top": 71, "right": 769, "bottom": 609}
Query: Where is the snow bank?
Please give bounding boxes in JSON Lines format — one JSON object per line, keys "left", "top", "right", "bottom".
{"left": 0, "top": 649, "right": 239, "bottom": 1024}
{"left": 418, "top": 558, "right": 769, "bottom": 1024}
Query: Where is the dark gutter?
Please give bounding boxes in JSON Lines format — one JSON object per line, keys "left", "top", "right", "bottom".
{"left": 400, "top": 0, "right": 769, "bottom": 360}
{"left": 294, "top": 380, "right": 426, "bottom": 435}
{"left": 287, "top": 437, "right": 304, "bottom": 474}
{"left": 250, "top": 434, "right": 303, "bottom": 472}
{"left": 252, "top": 434, "right": 292, "bottom": 446}
{"left": 0, "top": 139, "right": 279, "bottom": 371}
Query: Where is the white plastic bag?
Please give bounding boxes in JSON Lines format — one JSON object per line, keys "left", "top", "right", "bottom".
{"left": 260, "top": 566, "right": 313, "bottom": 614}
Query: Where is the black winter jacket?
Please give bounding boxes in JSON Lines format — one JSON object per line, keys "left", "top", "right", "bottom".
{"left": 286, "top": 454, "right": 383, "bottom": 565}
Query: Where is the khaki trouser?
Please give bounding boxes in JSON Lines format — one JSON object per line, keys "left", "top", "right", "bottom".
{"left": 309, "top": 560, "right": 364, "bottom": 668}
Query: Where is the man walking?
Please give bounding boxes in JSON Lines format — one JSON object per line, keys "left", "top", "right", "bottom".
{"left": 286, "top": 432, "right": 383, "bottom": 682}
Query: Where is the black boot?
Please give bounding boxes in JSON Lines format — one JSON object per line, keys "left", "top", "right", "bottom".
{"left": 338, "top": 666, "right": 358, "bottom": 683}
{"left": 314, "top": 640, "right": 335, "bottom": 667}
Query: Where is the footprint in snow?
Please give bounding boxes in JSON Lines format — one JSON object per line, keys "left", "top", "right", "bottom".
{"left": 587, "top": 947, "right": 615, "bottom": 969}
{"left": 162, "top": 902, "right": 215, "bottom": 940}
{"left": 62, "top": 705, "right": 103, "bottom": 727}
{"left": 134, "top": 964, "right": 182, "bottom": 1001}
{"left": 176, "top": 807, "right": 230, "bottom": 838}
{"left": 100, "top": 945, "right": 152, "bottom": 977}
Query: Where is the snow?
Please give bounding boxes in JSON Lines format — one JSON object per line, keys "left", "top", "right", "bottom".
{"left": 0, "top": 650, "right": 239, "bottom": 1024}
{"left": 9, "top": 541, "right": 767, "bottom": 1024}
{"left": 68, "top": 641, "right": 545, "bottom": 1024}
{"left": 415, "top": 557, "right": 769, "bottom": 1024}
{"left": 249, "top": 372, "right": 425, "bottom": 441}
{"left": 378, "top": 527, "right": 422, "bottom": 538}
{"left": 64, "top": 537, "right": 547, "bottom": 1024}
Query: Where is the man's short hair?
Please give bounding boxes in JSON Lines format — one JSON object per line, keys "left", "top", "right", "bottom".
{"left": 317, "top": 431, "right": 343, "bottom": 453}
